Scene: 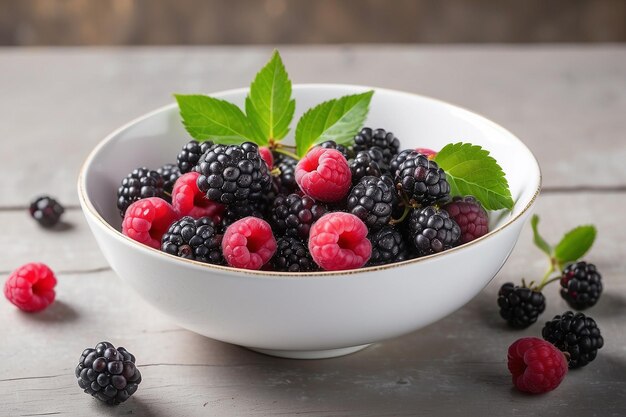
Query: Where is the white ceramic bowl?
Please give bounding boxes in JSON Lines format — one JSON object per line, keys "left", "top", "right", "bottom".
{"left": 78, "top": 84, "right": 540, "bottom": 359}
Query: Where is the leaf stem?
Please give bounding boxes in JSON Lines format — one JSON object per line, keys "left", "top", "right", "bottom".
{"left": 389, "top": 205, "right": 411, "bottom": 225}
{"left": 273, "top": 147, "right": 300, "bottom": 161}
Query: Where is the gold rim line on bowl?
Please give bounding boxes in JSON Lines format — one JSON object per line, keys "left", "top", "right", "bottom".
{"left": 77, "top": 84, "right": 542, "bottom": 278}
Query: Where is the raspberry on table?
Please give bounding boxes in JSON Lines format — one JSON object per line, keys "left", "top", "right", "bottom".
{"left": 367, "top": 226, "right": 410, "bottom": 266}
{"left": 177, "top": 140, "right": 214, "bottom": 173}
{"left": 497, "top": 283, "right": 546, "bottom": 328}
{"left": 559, "top": 262, "right": 603, "bottom": 310}
{"left": 295, "top": 147, "right": 351, "bottom": 202}
{"left": 171, "top": 171, "right": 224, "bottom": 221}
{"left": 395, "top": 151, "right": 450, "bottom": 205}
{"left": 270, "top": 193, "right": 327, "bottom": 239}
{"left": 29, "top": 195, "right": 65, "bottom": 227}
{"left": 122, "top": 197, "right": 178, "bottom": 249}
{"left": 507, "top": 337, "right": 568, "bottom": 394}
{"left": 347, "top": 176, "right": 394, "bottom": 231}
{"left": 443, "top": 196, "right": 489, "bottom": 244}
{"left": 353, "top": 127, "right": 400, "bottom": 168}
{"left": 407, "top": 206, "right": 460, "bottom": 256}
{"left": 271, "top": 236, "right": 318, "bottom": 272}
{"left": 319, "top": 140, "right": 353, "bottom": 160}
{"left": 4, "top": 263, "right": 56, "bottom": 312}
{"left": 542, "top": 311, "right": 604, "bottom": 369}
{"left": 222, "top": 217, "right": 277, "bottom": 270}
{"left": 308, "top": 212, "right": 372, "bottom": 271}
{"left": 117, "top": 167, "right": 165, "bottom": 217}
{"left": 274, "top": 155, "right": 299, "bottom": 195}
{"left": 348, "top": 151, "right": 382, "bottom": 185}
{"left": 161, "top": 216, "right": 224, "bottom": 265}
{"left": 157, "top": 163, "right": 181, "bottom": 196}
{"left": 259, "top": 146, "right": 274, "bottom": 168}
{"left": 76, "top": 341, "right": 142, "bottom": 405}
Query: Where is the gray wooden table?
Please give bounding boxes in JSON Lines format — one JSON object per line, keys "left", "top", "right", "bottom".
{"left": 1, "top": 46, "right": 625, "bottom": 417}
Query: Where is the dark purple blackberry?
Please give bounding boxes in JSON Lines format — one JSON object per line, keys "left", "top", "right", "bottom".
{"left": 367, "top": 226, "right": 409, "bottom": 266}
{"left": 497, "top": 283, "right": 546, "bottom": 329}
{"left": 381, "top": 174, "right": 405, "bottom": 220}
{"left": 220, "top": 205, "right": 264, "bottom": 230}
{"left": 389, "top": 149, "right": 413, "bottom": 177}
{"left": 29, "top": 195, "right": 64, "bottom": 227}
{"left": 161, "top": 216, "right": 224, "bottom": 265}
{"left": 353, "top": 127, "right": 400, "bottom": 168}
{"left": 270, "top": 193, "right": 327, "bottom": 239}
{"left": 196, "top": 142, "right": 271, "bottom": 206}
{"left": 117, "top": 167, "right": 165, "bottom": 216}
{"left": 319, "top": 140, "right": 353, "bottom": 160}
{"left": 560, "top": 262, "right": 603, "bottom": 310}
{"left": 271, "top": 236, "right": 318, "bottom": 272}
{"left": 177, "top": 140, "right": 214, "bottom": 173}
{"left": 156, "top": 163, "right": 181, "bottom": 196}
{"left": 407, "top": 206, "right": 460, "bottom": 256}
{"left": 347, "top": 176, "right": 394, "bottom": 230}
{"left": 348, "top": 151, "right": 382, "bottom": 184}
{"left": 395, "top": 151, "right": 450, "bottom": 205}
{"left": 542, "top": 311, "right": 604, "bottom": 368}
{"left": 275, "top": 155, "right": 299, "bottom": 195}
{"left": 75, "top": 341, "right": 141, "bottom": 405}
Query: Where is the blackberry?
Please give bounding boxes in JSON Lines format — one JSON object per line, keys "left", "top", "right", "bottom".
{"left": 367, "top": 226, "right": 409, "bottom": 266}
{"left": 542, "top": 311, "right": 604, "bottom": 368}
{"left": 347, "top": 176, "right": 394, "bottom": 230}
{"left": 177, "top": 140, "right": 214, "bottom": 173}
{"left": 270, "top": 193, "right": 327, "bottom": 239}
{"left": 353, "top": 127, "right": 400, "bottom": 168}
{"left": 196, "top": 142, "right": 271, "bottom": 206}
{"left": 348, "top": 151, "right": 382, "bottom": 184}
{"left": 395, "top": 152, "right": 450, "bottom": 205}
{"left": 220, "top": 205, "right": 264, "bottom": 230}
{"left": 389, "top": 148, "right": 413, "bottom": 177}
{"left": 381, "top": 174, "right": 405, "bottom": 220}
{"left": 157, "top": 163, "right": 181, "bottom": 196}
{"left": 161, "top": 216, "right": 224, "bottom": 265}
{"left": 497, "top": 283, "right": 546, "bottom": 329}
{"left": 75, "top": 341, "right": 141, "bottom": 405}
{"left": 29, "top": 195, "right": 64, "bottom": 227}
{"left": 117, "top": 167, "right": 165, "bottom": 216}
{"left": 271, "top": 236, "right": 318, "bottom": 272}
{"left": 560, "top": 262, "right": 603, "bottom": 310}
{"left": 442, "top": 195, "right": 489, "bottom": 244}
{"left": 275, "top": 155, "right": 299, "bottom": 195}
{"left": 319, "top": 140, "right": 353, "bottom": 160}
{"left": 407, "top": 206, "right": 460, "bottom": 255}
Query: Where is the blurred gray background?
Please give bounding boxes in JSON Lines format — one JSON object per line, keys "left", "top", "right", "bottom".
{"left": 0, "top": 0, "right": 624, "bottom": 45}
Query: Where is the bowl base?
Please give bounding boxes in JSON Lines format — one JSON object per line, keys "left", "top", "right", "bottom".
{"left": 246, "top": 344, "right": 371, "bottom": 359}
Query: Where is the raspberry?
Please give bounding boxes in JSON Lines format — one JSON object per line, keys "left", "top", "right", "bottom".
{"left": 295, "top": 147, "right": 351, "bottom": 202}
{"left": 415, "top": 148, "right": 437, "bottom": 159}
{"left": 542, "top": 311, "right": 604, "bottom": 369}
{"left": 353, "top": 127, "right": 400, "bottom": 168}
{"left": 222, "top": 217, "right": 277, "bottom": 270}
{"left": 407, "top": 206, "right": 460, "bottom": 256}
{"left": 497, "top": 283, "right": 546, "bottom": 328}
{"left": 395, "top": 152, "right": 450, "bottom": 205}
{"left": 367, "top": 226, "right": 410, "bottom": 266}
{"left": 4, "top": 263, "right": 56, "bottom": 312}
{"left": 177, "top": 140, "right": 214, "bottom": 174}
{"left": 161, "top": 216, "right": 224, "bottom": 265}
{"left": 442, "top": 196, "right": 489, "bottom": 244}
{"left": 271, "top": 237, "right": 318, "bottom": 272}
{"left": 196, "top": 142, "right": 271, "bottom": 206}
{"left": 270, "top": 193, "right": 327, "bottom": 239}
{"left": 275, "top": 155, "right": 299, "bottom": 195}
{"left": 308, "top": 212, "right": 372, "bottom": 271}
{"left": 76, "top": 341, "right": 141, "bottom": 405}
{"left": 171, "top": 172, "right": 224, "bottom": 221}
{"left": 157, "top": 163, "right": 181, "bottom": 196}
{"left": 122, "top": 197, "right": 178, "bottom": 249}
{"left": 346, "top": 176, "right": 394, "bottom": 230}
{"left": 29, "top": 195, "right": 65, "bottom": 227}
{"left": 559, "top": 262, "right": 603, "bottom": 310}
{"left": 117, "top": 167, "right": 165, "bottom": 216}
{"left": 508, "top": 337, "right": 568, "bottom": 394}
{"left": 259, "top": 146, "right": 274, "bottom": 168}
{"left": 319, "top": 140, "right": 353, "bottom": 160}
{"left": 348, "top": 151, "right": 382, "bottom": 185}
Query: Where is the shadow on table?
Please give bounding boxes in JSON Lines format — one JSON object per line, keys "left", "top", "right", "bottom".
{"left": 22, "top": 299, "right": 79, "bottom": 323}
{"left": 89, "top": 396, "right": 169, "bottom": 417}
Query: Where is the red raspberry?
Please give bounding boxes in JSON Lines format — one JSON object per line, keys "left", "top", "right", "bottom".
{"left": 171, "top": 172, "right": 224, "bottom": 221}
{"left": 416, "top": 147, "right": 437, "bottom": 160}
{"left": 259, "top": 146, "right": 274, "bottom": 168}
{"left": 508, "top": 337, "right": 568, "bottom": 394}
{"left": 443, "top": 196, "right": 489, "bottom": 244}
{"left": 222, "top": 217, "right": 277, "bottom": 270}
{"left": 308, "top": 212, "right": 371, "bottom": 271}
{"left": 4, "top": 263, "right": 56, "bottom": 312}
{"left": 122, "top": 197, "right": 178, "bottom": 249}
{"left": 295, "top": 148, "right": 351, "bottom": 202}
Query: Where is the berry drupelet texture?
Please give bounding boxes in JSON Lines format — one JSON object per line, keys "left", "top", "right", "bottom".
{"left": 348, "top": 151, "right": 382, "bottom": 185}
{"left": 220, "top": 205, "right": 264, "bottom": 231}
{"left": 4, "top": 263, "right": 56, "bottom": 312}
{"left": 367, "top": 226, "right": 409, "bottom": 266}
{"left": 353, "top": 127, "right": 400, "bottom": 168}
{"left": 443, "top": 196, "right": 489, "bottom": 244}
{"left": 319, "top": 140, "right": 353, "bottom": 160}
{"left": 157, "top": 163, "right": 182, "bottom": 196}
{"left": 222, "top": 217, "right": 277, "bottom": 270}
{"left": 560, "top": 262, "right": 603, "bottom": 310}
{"left": 346, "top": 176, "right": 394, "bottom": 231}
{"left": 161, "top": 216, "right": 224, "bottom": 265}
{"left": 497, "top": 283, "right": 546, "bottom": 328}
{"left": 507, "top": 337, "right": 568, "bottom": 394}
{"left": 295, "top": 147, "right": 352, "bottom": 202}
{"left": 270, "top": 193, "right": 327, "bottom": 240}
{"left": 29, "top": 195, "right": 65, "bottom": 227}
{"left": 542, "top": 311, "right": 604, "bottom": 369}
{"left": 122, "top": 197, "right": 178, "bottom": 249}
{"left": 117, "top": 167, "right": 165, "bottom": 216}
{"left": 177, "top": 140, "right": 214, "bottom": 174}
{"left": 274, "top": 155, "right": 299, "bottom": 195}
{"left": 407, "top": 206, "right": 460, "bottom": 256}
{"left": 271, "top": 236, "right": 318, "bottom": 272}
{"left": 395, "top": 152, "right": 450, "bottom": 205}
{"left": 171, "top": 171, "right": 224, "bottom": 221}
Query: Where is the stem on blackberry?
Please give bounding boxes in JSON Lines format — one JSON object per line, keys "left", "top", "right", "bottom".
{"left": 270, "top": 167, "right": 281, "bottom": 176}
{"left": 389, "top": 204, "right": 410, "bottom": 225}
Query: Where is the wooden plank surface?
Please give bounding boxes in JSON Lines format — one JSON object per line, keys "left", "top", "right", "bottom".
{"left": 0, "top": 46, "right": 625, "bottom": 416}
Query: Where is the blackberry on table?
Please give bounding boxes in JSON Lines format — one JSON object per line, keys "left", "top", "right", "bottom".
{"left": 353, "top": 127, "right": 400, "bottom": 168}
{"left": 319, "top": 140, "right": 353, "bottom": 160}
{"left": 407, "top": 206, "right": 460, "bottom": 256}
{"left": 497, "top": 283, "right": 546, "bottom": 329}
{"left": 542, "top": 311, "right": 604, "bottom": 368}
{"left": 29, "top": 195, "right": 65, "bottom": 227}
{"left": 348, "top": 151, "right": 382, "bottom": 184}
{"left": 271, "top": 236, "right": 318, "bottom": 272}
{"left": 157, "top": 163, "right": 181, "bottom": 196}
{"left": 270, "top": 193, "right": 327, "bottom": 239}
{"left": 395, "top": 151, "right": 450, "bottom": 205}
{"left": 177, "top": 140, "right": 214, "bottom": 173}
{"left": 75, "top": 341, "right": 141, "bottom": 405}
{"left": 117, "top": 167, "right": 165, "bottom": 216}
{"left": 161, "top": 216, "right": 224, "bottom": 265}
{"left": 560, "top": 262, "right": 603, "bottom": 310}
{"left": 347, "top": 176, "right": 394, "bottom": 230}
{"left": 367, "top": 226, "right": 409, "bottom": 266}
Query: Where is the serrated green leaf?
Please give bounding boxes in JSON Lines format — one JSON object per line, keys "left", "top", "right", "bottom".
{"left": 175, "top": 94, "right": 263, "bottom": 145}
{"left": 434, "top": 142, "right": 514, "bottom": 211}
{"left": 245, "top": 50, "right": 295, "bottom": 143}
{"left": 295, "top": 91, "right": 374, "bottom": 157}
{"left": 554, "top": 225, "right": 596, "bottom": 264}
{"left": 531, "top": 215, "right": 552, "bottom": 256}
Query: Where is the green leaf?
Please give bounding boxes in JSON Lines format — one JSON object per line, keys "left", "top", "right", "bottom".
{"left": 530, "top": 215, "right": 552, "bottom": 256}
{"left": 245, "top": 50, "right": 295, "bottom": 143}
{"left": 295, "top": 91, "right": 374, "bottom": 157}
{"left": 434, "top": 142, "right": 514, "bottom": 211}
{"left": 175, "top": 94, "right": 263, "bottom": 145}
{"left": 554, "top": 225, "right": 596, "bottom": 264}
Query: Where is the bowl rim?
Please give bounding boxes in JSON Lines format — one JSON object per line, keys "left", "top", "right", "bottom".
{"left": 78, "top": 83, "right": 542, "bottom": 278}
